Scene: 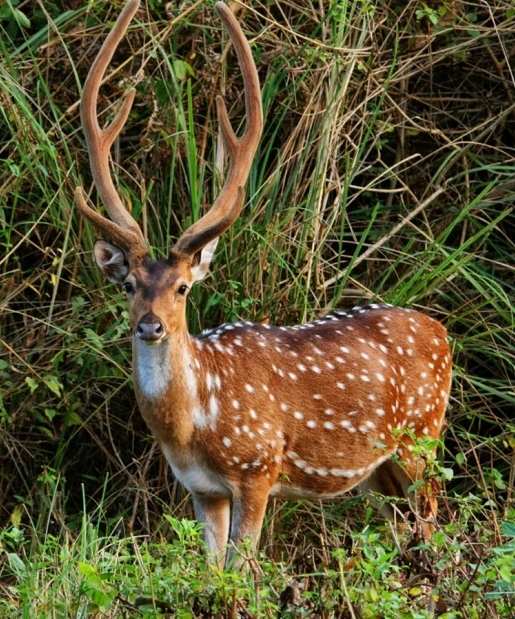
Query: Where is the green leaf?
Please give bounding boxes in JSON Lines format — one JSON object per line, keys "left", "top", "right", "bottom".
{"left": 44, "top": 408, "right": 57, "bottom": 421}
{"left": 173, "top": 60, "right": 195, "bottom": 81}
{"left": 10, "top": 506, "right": 23, "bottom": 528}
{"left": 8, "top": 553, "right": 26, "bottom": 574}
{"left": 173, "top": 60, "right": 186, "bottom": 80}
{"left": 365, "top": 587, "right": 379, "bottom": 602}
{"left": 499, "top": 564, "right": 513, "bottom": 583}
{"left": 43, "top": 376, "right": 62, "bottom": 397}
{"left": 37, "top": 426, "right": 54, "bottom": 438}
{"left": 501, "top": 521, "right": 515, "bottom": 538}
{"left": 441, "top": 467, "right": 454, "bottom": 481}
{"left": 494, "top": 477, "right": 507, "bottom": 490}
{"left": 78, "top": 562, "right": 102, "bottom": 586}
{"left": 66, "top": 412, "right": 82, "bottom": 426}
{"left": 12, "top": 8, "right": 30, "bottom": 29}
{"left": 25, "top": 376, "right": 38, "bottom": 394}
{"left": 5, "top": 160, "right": 20, "bottom": 176}
{"left": 84, "top": 328, "right": 105, "bottom": 350}
{"left": 89, "top": 588, "right": 112, "bottom": 609}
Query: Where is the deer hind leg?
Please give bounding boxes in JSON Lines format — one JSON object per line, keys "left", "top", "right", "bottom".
{"left": 359, "top": 453, "right": 439, "bottom": 541}
{"left": 401, "top": 453, "right": 440, "bottom": 541}
{"left": 359, "top": 459, "right": 412, "bottom": 522}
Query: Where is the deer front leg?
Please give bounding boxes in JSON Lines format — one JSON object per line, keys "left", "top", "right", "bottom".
{"left": 226, "top": 482, "right": 270, "bottom": 568}
{"left": 192, "top": 495, "right": 231, "bottom": 568}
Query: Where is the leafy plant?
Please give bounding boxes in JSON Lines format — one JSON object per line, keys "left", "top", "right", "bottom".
{"left": 0, "top": 0, "right": 514, "bottom": 615}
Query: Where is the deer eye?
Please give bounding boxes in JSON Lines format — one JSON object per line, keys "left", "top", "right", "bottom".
{"left": 177, "top": 284, "right": 188, "bottom": 295}
{"left": 122, "top": 281, "right": 134, "bottom": 294}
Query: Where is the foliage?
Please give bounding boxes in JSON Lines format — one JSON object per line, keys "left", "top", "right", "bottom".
{"left": 0, "top": 0, "right": 514, "bottom": 615}
{"left": 0, "top": 496, "right": 514, "bottom": 616}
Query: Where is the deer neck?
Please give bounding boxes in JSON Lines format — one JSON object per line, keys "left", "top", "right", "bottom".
{"left": 133, "top": 329, "right": 200, "bottom": 446}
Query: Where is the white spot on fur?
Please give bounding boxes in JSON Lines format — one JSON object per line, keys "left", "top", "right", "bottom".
{"left": 209, "top": 395, "right": 219, "bottom": 423}
{"left": 206, "top": 372, "right": 214, "bottom": 391}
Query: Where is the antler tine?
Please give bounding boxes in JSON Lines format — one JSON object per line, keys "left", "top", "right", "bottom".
{"left": 174, "top": 1, "right": 263, "bottom": 256}
{"left": 76, "top": 0, "right": 146, "bottom": 258}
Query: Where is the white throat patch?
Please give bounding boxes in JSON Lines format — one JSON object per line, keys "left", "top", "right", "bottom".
{"left": 134, "top": 338, "right": 172, "bottom": 399}
{"left": 133, "top": 338, "right": 217, "bottom": 430}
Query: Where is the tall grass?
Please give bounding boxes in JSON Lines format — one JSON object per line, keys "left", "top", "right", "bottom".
{"left": 0, "top": 0, "right": 514, "bottom": 615}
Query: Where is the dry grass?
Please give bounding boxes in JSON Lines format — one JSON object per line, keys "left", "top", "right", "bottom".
{"left": 0, "top": 0, "right": 514, "bottom": 615}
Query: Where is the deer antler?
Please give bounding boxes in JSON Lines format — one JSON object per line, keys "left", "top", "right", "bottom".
{"left": 76, "top": 1, "right": 262, "bottom": 263}
{"left": 75, "top": 0, "right": 146, "bottom": 264}
{"left": 173, "top": 1, "right": 263, "bottom": 257}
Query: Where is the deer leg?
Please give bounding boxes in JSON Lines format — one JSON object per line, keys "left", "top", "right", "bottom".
{"left": 360, "top": 455, "right": 439, "bottom": 541}
{"left": 226, "top": 482, "right": 270, "bottom": 567}
{"left": 402, "top": 456, "right": 440, "bottom": 541}
{"left": 192, "top": 494, "right": 231, "bottom": 568}
{"left": 359, "top": 458, "right": 412, "bottom": 522}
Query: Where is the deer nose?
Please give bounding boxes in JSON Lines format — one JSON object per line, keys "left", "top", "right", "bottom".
{"left": 136, "top": 313, "right": 165, "bottom": 342}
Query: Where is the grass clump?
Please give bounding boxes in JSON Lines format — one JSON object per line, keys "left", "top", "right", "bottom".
{"left": 1, "top": 496, "right": 514, "bottom": 616}
{"left": 0, "top": 0, "right": 514, "bottom": 615}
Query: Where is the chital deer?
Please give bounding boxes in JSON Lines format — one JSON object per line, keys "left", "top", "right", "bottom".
{"left": 75, "top": 0, "right": 452, "bottom": 567}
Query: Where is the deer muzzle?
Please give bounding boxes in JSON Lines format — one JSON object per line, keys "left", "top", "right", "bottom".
{"left": 136, "top": 313, "right": 165, "bottom": 343}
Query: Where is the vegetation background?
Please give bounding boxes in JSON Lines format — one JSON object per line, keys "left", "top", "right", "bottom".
{"left": 0, "top": 0, "right": 514, "bottom": 616}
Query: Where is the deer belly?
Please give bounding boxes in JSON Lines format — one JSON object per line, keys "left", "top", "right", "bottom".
{"left": 269, "top": 451, "right": 394, "bottom": 499}
{"left": 161, "top": 445, "right": 231, "bottom": 497}
{"left": 269, "top": 475, "right": 363, "bottom": 500}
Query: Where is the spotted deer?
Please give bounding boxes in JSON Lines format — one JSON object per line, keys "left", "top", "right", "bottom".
{"left": 75, "top": 0, "right": 452, "bottom": 567}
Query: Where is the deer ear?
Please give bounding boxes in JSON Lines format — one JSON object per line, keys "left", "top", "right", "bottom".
{"left": 190, "top": 238, "right": 219, "bottom": 282}
{"left": 93, "top": 240, "right": 129, "bottom": 284}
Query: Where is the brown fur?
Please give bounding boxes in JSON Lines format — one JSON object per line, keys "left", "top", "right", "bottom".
{"left": 113, "top": 255, "right": 451, "bottom": 566}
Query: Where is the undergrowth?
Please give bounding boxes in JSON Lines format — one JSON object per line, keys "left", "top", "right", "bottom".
{"left": 0, "top": 0, "right": 514, "bottom": 616}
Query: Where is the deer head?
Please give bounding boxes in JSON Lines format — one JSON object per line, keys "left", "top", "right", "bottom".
{"left": 75, "top": 0, "right": 262, "bottom": 343}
